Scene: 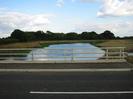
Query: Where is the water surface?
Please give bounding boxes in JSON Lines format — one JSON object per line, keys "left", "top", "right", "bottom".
{"left": 27, "top": 43, "right": 105, "bottom": 61}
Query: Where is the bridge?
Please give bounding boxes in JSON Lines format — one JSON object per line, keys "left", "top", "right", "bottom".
{"left": 0, "top": 47, "right": 133, "bottom": 99}
{"left": 0, "top": 47, "right": 127, "bottom": 63}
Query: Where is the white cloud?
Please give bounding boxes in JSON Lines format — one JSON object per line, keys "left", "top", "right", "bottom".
{"left": 56, "top": 0, "right": 65, "bottom": 7}
{"left": 73, "top": 21, "right": 133, "bottom": 37}
{"left": 0, "top": 9, "right": 54, "bottom": 37}
{"left": 98, "top": 0, "right": 133, "bottom": 17}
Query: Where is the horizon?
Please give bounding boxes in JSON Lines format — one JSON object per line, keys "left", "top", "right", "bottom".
{"left": 0, "top": 0, "right": 133, "bottom": 37}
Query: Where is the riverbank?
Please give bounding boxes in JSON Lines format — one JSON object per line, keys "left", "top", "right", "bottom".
{"left": 95, "top": 39, "right": 133, "bottom": 53}
{"left": 93, "top": 39, "right": 133, "bottom": 63}
{"left": 0, "top": 40, "right": 105, "bottom": 48}
{"left": 0, "top": 40, "right": 132, "bottom": 52}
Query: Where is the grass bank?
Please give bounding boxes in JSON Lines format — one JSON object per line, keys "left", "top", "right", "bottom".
{"left": 94, "top": 39, "right": 133, "bottom": 63}
{"left": 0, "top": 40, "right": 105, "bottom": 48}
{"left": 126, "top": 56, "right": 133, "bottom": 64}
{"left": 0, "top": 40, "right": 132, "bottom": 52}
{"left": 95, "top": 39, "right": 133, "bottom": 52}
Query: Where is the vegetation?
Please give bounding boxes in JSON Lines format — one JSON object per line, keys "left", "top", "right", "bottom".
{"left": 95, "top": 39, "right": 133, "bottom": 63}
{"left": 0, "top": 29, "right": 132, "bottom": 63}
{"left": 0, "top": 40, "right": 105, "bottom": 48}
{"left": 126, "top": 56, "right": 133, "bottom": 63}
{"left": 0, "top": 29, "right": 116, "bottom": 44}
{"left": 96, "top": 40, "right": 133, "bottom": 52}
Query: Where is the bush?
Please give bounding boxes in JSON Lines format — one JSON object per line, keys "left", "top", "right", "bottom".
{"left": 0, "top": 38, "right": 19, "bottom": 45}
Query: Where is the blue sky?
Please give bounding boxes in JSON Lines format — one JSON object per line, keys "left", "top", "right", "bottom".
{"left": 0, "top": 0, "right": 133, "bottom": 37}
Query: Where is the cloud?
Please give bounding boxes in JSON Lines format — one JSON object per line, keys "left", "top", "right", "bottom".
{"left": 56, "top": 0, "right": 65, "bottom": 7}
{"left": 0, "top": 9, "right": 54, "bottom": 37}
{"left": 73, "top": 21, "right": 133, "bottom": 37}
{"left": 97, "top": 0, "right": 133, "bottom": 17}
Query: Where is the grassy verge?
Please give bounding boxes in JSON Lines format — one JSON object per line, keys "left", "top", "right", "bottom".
{"left": 0, "top": 41, "right": 42, "bottom": 48}
{"left": 95, "top": 39, "right": 133, "bottom": 63}
{"left": 40, "top": 40, "right": 106, "bottom": 48}
{"left": 0, "top": 40, "right": 106, "bottom": 48}
{"left": 0, "top": 49, "right": 31, "bottom": 60}
{"left": 95, "top": 39, "right": 133, "bottom": 52}
{"left": 126, "top": 56, "right": 133, "bottom": 64}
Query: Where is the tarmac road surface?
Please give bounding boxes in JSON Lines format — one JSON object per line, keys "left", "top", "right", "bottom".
{"left": 0, "top": 71, "right": 133, "bottom": 99}
{"left": 0, "top": 62, "right": 133, "bottom": 99}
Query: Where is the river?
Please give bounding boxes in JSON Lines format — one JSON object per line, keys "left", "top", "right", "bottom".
{"left": 26, "top": 43, "right": 105, "bottom": 61}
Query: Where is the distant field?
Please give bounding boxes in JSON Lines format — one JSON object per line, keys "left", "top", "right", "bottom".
{"left": 0, "top": 39, "right": 132, "bottom": 52}
{"left": 0, "top": 40, "right": 105, "bottom": 48}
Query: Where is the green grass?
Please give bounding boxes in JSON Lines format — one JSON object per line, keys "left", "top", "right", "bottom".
{"left": 0, "top": 49, "right": 31, "bottom": 58}
{"left": 93, "top": 39, "right": 133, "bottom": 63}
{"left": 87, "top": 40, "right": 106, "bottom": 47}
{"left": 40, "top": 40, "right": 106, "bottom": 48}
{"left": 126, "top": 56, "right": 133, "bottom": 64}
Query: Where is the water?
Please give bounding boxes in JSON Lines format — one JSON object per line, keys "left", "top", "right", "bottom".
{"left": 26, "top": 43, "right": 105, "bottom": 61}
{"left": 128, "top": 53, "right": 133, "bottom": 56}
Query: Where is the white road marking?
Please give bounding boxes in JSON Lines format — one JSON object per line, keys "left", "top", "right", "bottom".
{"left": 0, "top": 68, "right": 131, "bottom": 72}
{"left": 29, "top": 91, "right": 133, "bottom": 94}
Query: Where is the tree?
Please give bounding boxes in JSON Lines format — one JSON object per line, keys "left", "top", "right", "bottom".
{"left": 88, "top": 31, "right": 98, "bottom": 39}
{"left": 80, "top": 32, "right": 89, "bottom": 40}
{"left": 11, "top": 29, "right": 35, "bottom": 42}
{"left": 34, "top": 31, "right": 46, "bottom": 40}
{"left": 99, "top": 30, "right": 115, "bottom": 39}
{"left": 65, "top": 32, "right": 79, "bottom": 40}
{"left": 11, "top": 29, "right": 27, "bottom": 42}
{"left": 9, "top": 29, "right": 116, "bottom": 42}
{"left": 80, "top": 31, "right": 98, "bottom": 40}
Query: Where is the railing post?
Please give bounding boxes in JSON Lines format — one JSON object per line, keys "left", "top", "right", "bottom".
{"left": 71, "top": 48, "right": 74, "bottom": 62}
{"left": 64, "top": 49, "right": 66, "bottom": 61}
{"left": 119, "top": 48, "right": 122, "bottom": 59}
{"left": 32, "top": 51, "right": 34, "bottom": 61}
{"left": 122, "top": 47, "right": 125, "bottom": 59}
{"left": 106, "top": 48, "right": 109, "bottom": 60}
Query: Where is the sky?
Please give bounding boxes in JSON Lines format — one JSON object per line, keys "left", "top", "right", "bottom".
{"left": 0, "top": 0, "right": 133, "bottom": 37}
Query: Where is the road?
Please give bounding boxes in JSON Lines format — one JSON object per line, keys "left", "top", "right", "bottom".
{"left": 0, "top": 71, "right": 133, "bottom": 99}
{"left": 0, "top": 62, "right": 133, "bottom": 99}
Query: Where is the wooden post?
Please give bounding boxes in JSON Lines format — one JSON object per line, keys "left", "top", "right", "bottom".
{"left": 122, "top": 47, "right": 125, "bottom": 59}
{"left": 64, "top": 49, "right": 66, "bottom": 61}
{"left": 71, "top": 49, "right": 74, "bottom": 62}
{"left": 106, "top": 48, "right": 109, "bottom": 60}
{"left": 120, "top": 48, "right": 122, "bottom": 59}
{"left": 32, "top": 52, "right": 34, "bottom": 61}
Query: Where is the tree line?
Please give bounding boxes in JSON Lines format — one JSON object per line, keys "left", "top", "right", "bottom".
{"left": 0, "top": 29, "right": 123, "bottom": 44}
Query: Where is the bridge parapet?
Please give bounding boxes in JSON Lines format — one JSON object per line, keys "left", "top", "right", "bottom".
{"left": 0, "top": 47, "right": 127, "bottom": 63}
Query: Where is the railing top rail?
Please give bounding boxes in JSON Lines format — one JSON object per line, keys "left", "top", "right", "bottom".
{"left": 101, "top": 47, "right": 126, "bottom": 49}
{"left": 0, "top": 47, "right": 126, "bottom": 51}
{"left": 0, "top": 48, "right": 33, "bottom": 50}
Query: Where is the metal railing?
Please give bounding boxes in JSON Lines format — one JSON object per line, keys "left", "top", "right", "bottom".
{"left": 0, "top": 47, "right": 127, "bottom": 62}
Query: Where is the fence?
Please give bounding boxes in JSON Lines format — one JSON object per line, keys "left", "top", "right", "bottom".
{"left": 0, "top": 47, "right": 127, "bottom": 62}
